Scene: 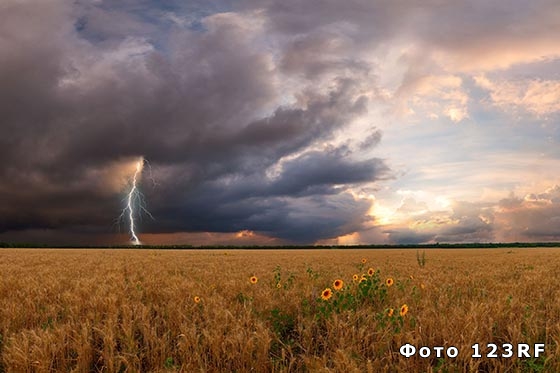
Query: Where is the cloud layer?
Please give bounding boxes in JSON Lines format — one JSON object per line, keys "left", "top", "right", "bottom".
{"left": 0, "top": 0, "right": 390, "bottom": 244}
{"left": 2, "top": 0, "right": 560, "bottom": 245}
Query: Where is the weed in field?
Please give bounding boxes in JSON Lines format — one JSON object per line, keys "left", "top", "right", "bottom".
{"left": 235, "top": 292, "right": 252, "bottom": 304}
{"left": 417, "top": 249, "right": 426, "bottom": 267}
{"left": 305, "top": 265, "right": 320, "bottom": 280}
{"left": 164, "top": 357, "right": 176, "bottom": 370}
{"left": 272, "top": 265, "right": 295, "bottom": 290}
{"left": 308, "top": 266, "right": 408, "bottom": 330}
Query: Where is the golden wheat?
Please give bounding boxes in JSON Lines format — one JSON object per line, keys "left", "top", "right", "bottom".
{"left": 0, "top": 248, "right": 559, "bottom": 372}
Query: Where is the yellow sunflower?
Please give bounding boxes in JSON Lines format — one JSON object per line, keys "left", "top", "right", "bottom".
{"left": 387, "top": 308, "right": 394, "bottom": 317}
{"left": 367, "top": 267, "right": 375, "bottom": 276}
{"left": 385, "top": 278, "right": 394, "bottom": 287}
{"left": 333, "top": 279, "right": 343, "bottom": 291}
{"left": 321, "top": 288, "right": 333, "bottom": 301}
{"left": 193, "top": 296, "right": 201, "bottom": 304}
{"left": 352, "top": 274, "right": 359, "bottom": 282}
{"left": 361, "top": 258, "right": 367, "bottom": 264}
{"left": 276, "top": 283, "right": 282, "bottom": 289}
{"left": 250, "top": 276, "right": 258, "bottom": 284}
{"left": 400, "top": 304, "right": 409, "bottom": 317}
{"left": 359, "top": 275, "right": 367, "bottom": 283}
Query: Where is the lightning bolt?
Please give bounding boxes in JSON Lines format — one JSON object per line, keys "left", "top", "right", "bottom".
{"left": 117, "top": 157, "right": 154, "bottom": 245}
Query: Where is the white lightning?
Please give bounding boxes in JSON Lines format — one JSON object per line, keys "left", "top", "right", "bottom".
{"left": 117, "top": 157, "right": 154, "bottom": 245}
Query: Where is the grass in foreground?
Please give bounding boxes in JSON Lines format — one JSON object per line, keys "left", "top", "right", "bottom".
{"left": 0, "top": 248, "right": 559, "bottom": 372}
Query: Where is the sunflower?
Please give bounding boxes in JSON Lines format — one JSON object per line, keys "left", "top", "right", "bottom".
{"left": 400, "top": 304, "right": 409, "bottom": 317}
{"left": 359, "top": 275, "right": 367, "bottom": 283}
{"left": 387, "top": 308, "right": 394, "bottom": 317}
{"left": 321, "top": 288, "right": 333, "bottom": 301}
{"left": 352, "top": 274, "right": 359, "bottom": 282}
{"left": 250, "top": 276, "right": 258, "bottom": 284}
{"left": 333, "top": 279, "right": 343, "bottom": 291}
{"left": 420, "top": 283, "right": 426, "bottom": 290}
{"left": 409, "top": 275, "right": 414, "bottom": 280}
{"left": 367, "top": 267, "right": 375, "bottom": 276}
{"left": 385, "top": 278, "right": 394, "bottom": 287}
{"left": 276, "top": 283, "right": 282, "bottom": 289}
{"left": 361, "top": 258, "right": 367, "bottom": 264}
{"left": 193, "top": 296, "right": 201, "bottom": 304}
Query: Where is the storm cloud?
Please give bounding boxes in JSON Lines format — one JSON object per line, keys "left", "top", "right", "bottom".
{"left": 2, "top": 0, "right": 560, "bottom": 245}
{"left": 0, "top": 0, "right": 389, "bottom": 244}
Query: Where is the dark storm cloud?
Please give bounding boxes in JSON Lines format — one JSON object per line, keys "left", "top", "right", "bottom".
{"left": 139, "top": 145, "right": 389, "bottom": 242}
{"left": 0, "top": 0, "right": 389, "bottom": 243}
{"left": 384, "top": 228, "right": 435, "bottom": 245}
{"left": 217, "top": 147, "right": 389, "bottom": 199}
{"left": 150, "top": 192, "right": 374, "bottom": 242}
{"left": 266, "top": 149, "right": 388, "bottom": 196}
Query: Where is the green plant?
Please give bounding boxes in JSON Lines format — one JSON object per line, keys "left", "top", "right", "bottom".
{"left": 273, "top": 266, "right": 295, "bottom": 290}
{"left": 521, "top": 356, "right": 547, "bottom": 372}
{"left": 164, "top": 357, "right": 175, "bottom": 369}
{"left": 306, "top": 265, "right": 320, "bottom": 280}
{"left": 268, "top": 308, "right": 297, "bottom": 344}
{"left": 235, "top": 292, "right": 252, "bottom": 304}
{"left": 313, "top": 267, "right": 405, "bottom": 330}
{"left": 416, "top": 250, "right": 426, "bottom": 268}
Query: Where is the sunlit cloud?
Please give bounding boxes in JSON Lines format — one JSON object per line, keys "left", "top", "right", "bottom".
{"left": 475, "top": 75, "right": 560, "bottom": 116}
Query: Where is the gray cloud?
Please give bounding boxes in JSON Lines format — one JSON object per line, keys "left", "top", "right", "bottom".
{"left": 384, "top": 228, "right": 435, "bottom": 245}
{"left": 0, "top": 0, "right": 389, "bottom": 244}
{"left": 358, "top": 129, "right": 382, "bottom": 151}
{"left": 495, "top": 186, "right": 560, "bottom": 242}
{"left": 434, "top": 201, "right": 494, "bottom": 242}
{"left": 384, "top": 200, "right": 494, "bottom": 244}
{"left": 383, "top": 188, "right": 560, "bottom": 245}
{"left": 6, "top": 0, "right": 556, "bottom": 245}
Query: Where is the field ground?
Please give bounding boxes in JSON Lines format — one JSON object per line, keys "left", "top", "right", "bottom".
{"left": 1, "top": 248, "right": 560, "bottom": 372}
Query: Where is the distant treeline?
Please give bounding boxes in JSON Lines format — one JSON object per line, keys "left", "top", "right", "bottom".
{"left": 1, "top": 242, "right": 560, "bottom": 249}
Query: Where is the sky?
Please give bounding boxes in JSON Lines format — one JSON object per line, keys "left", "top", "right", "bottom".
{"left": 1, "top": 0, "right": 560, "bottom": 246}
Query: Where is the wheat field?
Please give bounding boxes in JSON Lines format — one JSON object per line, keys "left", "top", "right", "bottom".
{"left": 0, "top": 248, "right": 559, "bottom": 372}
